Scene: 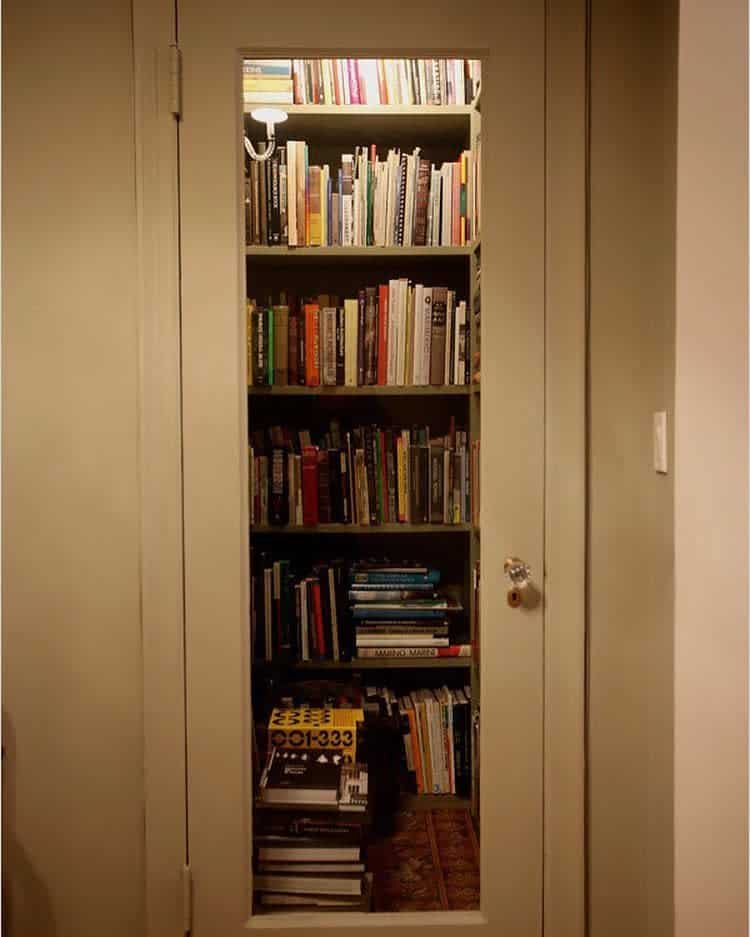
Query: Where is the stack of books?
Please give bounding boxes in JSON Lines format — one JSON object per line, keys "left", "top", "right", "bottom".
{"left": 363, "top": 685, "right": 472, "bottom": 796}
{"left": 243, "top": 59, "right": 294, "bottom": 105}
{"left": 350, "top": 563, "right": 469, "bottom": 661}
{"left": 245, "top": 143, "right": 478, "bottom": 248}
{"left": 254, "top": 747, "right": 372, "bottom": 911}
{"left": 249, "top": 418, "right": 473, "bottom": 528}
{"left": 247, "top": 286, "right": 470, "bottom": 388}
{"left": 287, "top": 58, "right": 481, "bottom": 106}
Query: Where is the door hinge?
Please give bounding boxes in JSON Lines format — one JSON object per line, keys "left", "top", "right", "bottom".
{"left": 181, "top": 863, "right": 192, "bottom": 935}
{"left": 169, "top": 44, "right": 182, "bottom": 120}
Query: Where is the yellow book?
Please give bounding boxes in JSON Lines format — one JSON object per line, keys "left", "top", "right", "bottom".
{"left": 308, "top": 165, "right": 322, "bottom": 247}
{"left": 267, "top": 707, "right": 364, "bottom": 765}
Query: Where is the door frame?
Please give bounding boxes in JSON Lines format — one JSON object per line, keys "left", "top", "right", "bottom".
{"left": 133, "top": 1, "right": 587, "bottom": 934}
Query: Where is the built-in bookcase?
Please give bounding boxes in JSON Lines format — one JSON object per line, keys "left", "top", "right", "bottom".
{"left": 245, "top": 55, "right": 481, "bottom": 913}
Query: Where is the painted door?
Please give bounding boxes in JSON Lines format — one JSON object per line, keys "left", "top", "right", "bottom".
{"left": 176, "top": 1, "right": 568, "bottom": 934}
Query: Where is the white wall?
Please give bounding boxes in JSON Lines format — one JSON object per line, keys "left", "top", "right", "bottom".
{"left": 2, "top": 2, "right": 145, "bottom": 936}
{"left": 674, "top": 2, "right": 748, "bottom": 935}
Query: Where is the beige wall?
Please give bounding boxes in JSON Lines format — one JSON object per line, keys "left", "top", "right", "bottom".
{"left": 674, "top": 2, "right": 748, "bottom": 936}
{"left": 2, "top": 2, "right": 145, "bottom": 936}
{"left": 588, "top": 2, "right": 678, "bottom": 935}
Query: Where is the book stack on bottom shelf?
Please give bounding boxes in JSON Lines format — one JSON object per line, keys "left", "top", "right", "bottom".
{"left": 254, "top": 746, "right": 373, "bottom": 912}
{"left": 350, "top": 561, "right": 469, "bottom": 660}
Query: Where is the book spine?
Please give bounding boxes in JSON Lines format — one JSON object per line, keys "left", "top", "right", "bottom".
{"left": 317, "top": 449, "right": 331, "bottom": 523}
{"left": 363, "top": 287, "right": 378, "bottom": 385}
{"left": 270, "top": 448, "right": 288, "bottom": 525}
{"left": 311, "top": 579, "right": 326, "bottom": 658}
{"left": 279, "top": 147, "right": 288, "bottom": 245}
{"left": 429, "top": 288, "right": 447, "bottom": 385}
{"left": 288, "top": 309, "right": 299, "bottom": 385}
{"left": 302, "top": 445, "right": 319, "bottom": 526}
{"left": 356, "top": 290, "right": 366, "bottom": 386}
{"left": 364, "top": 427, "right": 378, "bottom": 525}
{"left": 376, "top": 284, "right": 389, "bottom": 385}
{"left": 304, "top": 304, "right": 320, "bottom": 386}
{"left": 429, "top": 444, "right": 443, "bottom": 523}
{"left": 273, "top": 306, "right": 289, "bottom": 386}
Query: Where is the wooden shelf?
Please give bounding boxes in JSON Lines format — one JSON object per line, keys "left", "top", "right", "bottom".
{"left": 248, "top": 384, "right": 472, "bottom": 397}
{"left": 246, "top": 103, "right": 477, "bottom": 117}
{"left": 245, "top": 244, "right": 477, "bottom": 260}
{"left": 251, "top": 523, "right": 473, "bottom": 535}
{"left": 399, "top": 793, "right": 471, "bottom": 810}
{"left": 253, "top": 657, "right": 472, "bottom": 671}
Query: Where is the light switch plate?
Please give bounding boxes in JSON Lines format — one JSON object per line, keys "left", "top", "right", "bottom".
{"left": 653, "top": 411, "right": 668, "bottom": 473}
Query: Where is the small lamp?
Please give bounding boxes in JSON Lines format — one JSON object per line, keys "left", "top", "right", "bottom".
{"left": 244, "top": 107, "right": 288, "bottom": 163}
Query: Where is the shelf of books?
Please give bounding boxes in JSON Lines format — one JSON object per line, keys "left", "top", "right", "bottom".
{"left": 246, "top": 54, "right": 481, "bottom": 915}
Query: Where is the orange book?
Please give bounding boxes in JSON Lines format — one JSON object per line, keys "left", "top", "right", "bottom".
{"left": 377, "top": 284, "right": 389, "bottom": 385}
{"left": 404, "top": 704, "right": 424, "bottom": 793}
{"left": 304, "top": 303, "right": 320, "bottom": 386}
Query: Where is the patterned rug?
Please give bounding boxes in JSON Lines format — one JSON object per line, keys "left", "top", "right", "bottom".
{"left": 368, "top": 809, "right": 480, "bottom": 911}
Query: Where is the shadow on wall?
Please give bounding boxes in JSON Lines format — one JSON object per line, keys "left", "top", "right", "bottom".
{"left": 2, "top": 711, "right": 58, "bottom": 937}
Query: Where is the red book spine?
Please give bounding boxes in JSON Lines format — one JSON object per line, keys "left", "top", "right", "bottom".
{"left": 377, "top": 284, "right": 389, "bottom": 385}
{"left": 355, "top": 59, "right": 365, "bottom": 104}
{"left": 348, "top": 59, "right": 361, "bottom": 104}
{"left": 302, "top": 445, "right": 319, "bottom": 526}
{"left": 437, "top": 645, "right": 471, "bottom": 657}
{"left": 311, "top": 580, "right": 326, "bottom": 658}
{"left": 304, "top": 303, "right": 320, "bottom": 386}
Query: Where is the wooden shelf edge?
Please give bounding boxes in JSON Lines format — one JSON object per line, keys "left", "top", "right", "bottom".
{"left": 253, "top": 657, "right": 472, "bottom": 671}
{"left": 245, "top": 244, "right": 477, "bottom": 257}
{"left": 251, "top": 524, "right": 473, "bottom": 534}
{"left": 243, "top": 103, "right": 477, "bottom": 117}
{"left": 248, "top": 385, "right": 472, "bottom": 397}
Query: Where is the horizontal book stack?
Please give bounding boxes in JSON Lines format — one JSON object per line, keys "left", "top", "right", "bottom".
{"left": 245, "top": 143, "right": 477, "bottom": 248}
{"left": 363, "top": 685, "right": 472, "bottom": 795}
{"left": 255, "top": 747, "right": 372, "bottom": 912}
{"left": 283, "top": 58, "right": 481, "bottom": 106}
{"left": 247, "top": 286, "right": 470, "bottom": 388}
{"left": 350, "top": 563, "right": 469, "bottom": 661}
{"left": 243, "top": 59, "right": 294, "bottom": 105}
{"left": 249, "top": 418, "right": 473, "bottom": 528}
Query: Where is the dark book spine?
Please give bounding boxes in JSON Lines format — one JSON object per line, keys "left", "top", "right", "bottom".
{"left": 245, "top": 173, "right": 253, "bottom": 244}
{"left": 279, "top": 146, "right": 288, "bottom": 245}
{"left": 335, "top": 307, "right": 345, "bottom": 385}
{"left": 356, "top": 290, "right": 366, "bottom": 386}
{"left": 270, "top": 448, "right": 288, "bottom": 525}
{"left": 328, "top": 449, "right": 342, "bottom": 523}
{"left": 414, "top": 158, "right": 431, "bottom": 246}
{"left": 270, "top": 151, "right": 281, "bottom": 245}
{"left": 339, "top": 449, "right": 351, "bottom": 525}
{"left": 251, "top": 159, "right": 261, "bottom": 245}
{"left": 409, "top": 445, "right": 429, "bottom": 523}
{"left": 397, "top": 153, "right": 408, "bottom": 246}
{"left": 429, "top": 288, "right": 447, "bottom": 385}
{"left": 364, "top": 426, "right": 378, "bottom": 525}
{"left": 288, "top": 310, "right": 299, "bottom": 385}
{"left": 373, "top": 429, "right": 384, "bottom": 523}
{"left": 430, "top": 443, "right": 444, "bottom": 523}
{"left": 317, "top": 450, "right": 331, "bottom": 523}
{"left": 385, "top": 429, "right": 397, "bottom": 522}
{"left": 364, "top": 287, "right": 378, "bottom": 385}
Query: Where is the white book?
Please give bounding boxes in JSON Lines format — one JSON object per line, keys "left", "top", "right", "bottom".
{"left": 432, "top": 169, "right": 442, "bottom": 246}
{"left": 356, "top": 636, "right": 449, "bottom": 647}
{"left": 444, "top": 291, "right": 454, "bottom": 385}
{"left": 387, "top": 279, "right": 399, "bottom": 384}
{"left": 344, "top": 298, "right": 358, "bottom": 386}
{"left": 441, "top": 164, "right": 452, "bottom": 246}
{"left": 403, "top": 153, "right": 415, "bottom": 247}
{"left": 421, "top": 287, "right": 433, "bottom": 387}
{"left": 412, "top": 284, "right": 424, "bottom": 385}
{"left": 396, "top": 279, "right": 408, "bottom": 385}
{"left": 321, "top": 164, "right": 329, "bottom": 246}
{"left": 287, "top": 142, "right": 297, "bottom": 246}
{"left": 341, "top": 60, "right": 350, "bottom": 104}
{"left": 341, "top": 154, "right": 354, "bottom": 246}
{"left": 359, "top": 59, "right": 380, "bottom": 104}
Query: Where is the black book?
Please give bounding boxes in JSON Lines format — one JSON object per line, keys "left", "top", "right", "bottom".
{"left": 260, "top": 748, "right": 341, "bottom": 806}
{"left": 270, "top": 150, "right": 281, "bottom": 245}
{"left": 429, "top": 441, "right": 444, "bottom": 523}
{"left": 252, "top": 305, "right": 267, "bottom": 386}
{"left": 339, "top": 449, "right": 351, "bottom": 525}
{"left": 328, "top": 449, "right": 343, "bottom": 523}
{"left": 363, "top": 287, "right": 378, "bottom": 385}
{"left": 270, "top": 448, "right": 289, "bottom": 525}
{"left": 356, "top": 290, "right": 366, "bottom": 386}
{"left": 397, "top": 152, "right": 408, "bottom": 245}
{"left": 385, "top": 429, "right": 397, "bottom": 521}
{"left": 278, "top": 146, "right": 288, "bottom": 245}
{"left": 452, "top": 691, "right": 471, "bottom": 797}
{"left": 364, "top": 426, "right": 378, "bottom": 525}
{"left": 297, "top": 303, "right": 307, "bottom": 385}
{"left": 317, "top": 450, "right": 331, "bottom": 523}
{"left": 335, "top": 306, "right": 345, "bottom": 385}
{"left": 409, "top": 444, "right": 429, "bottom": 523}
